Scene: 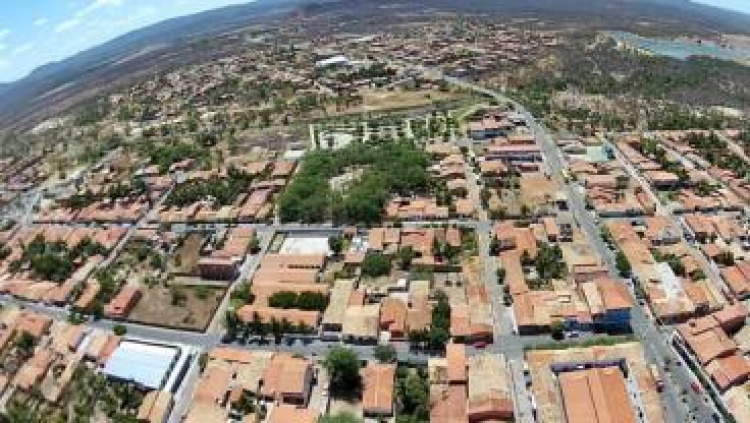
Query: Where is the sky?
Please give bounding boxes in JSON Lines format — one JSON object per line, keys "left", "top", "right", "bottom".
{"left": 0, "top": 0, "right": 749, "bottom": 84}
{"left": 0, "top": 0, "right": 252, "bottom": 83}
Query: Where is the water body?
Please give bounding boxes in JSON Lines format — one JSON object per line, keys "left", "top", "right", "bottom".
{"left": 608, "top": 31, "right": 750, "bottom": 63}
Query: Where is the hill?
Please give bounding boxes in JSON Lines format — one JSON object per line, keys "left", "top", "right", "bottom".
{"left": 1, "top": 0, "right": 749, "bottom": 131}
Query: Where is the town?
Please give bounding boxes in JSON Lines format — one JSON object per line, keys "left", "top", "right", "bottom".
{"left": 1, "top": 8, "right": 750, "bottom": 423}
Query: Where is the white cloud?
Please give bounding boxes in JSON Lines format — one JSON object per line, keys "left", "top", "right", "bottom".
{"left": 0, "top": 44, "right": 5, "bottom": 52}
{"left": 0, "top": 29, "right": 9, "bottom": 41}
{"left": 55, "top": 18, "right": 83, "bottom": 33}
{"left": 78, "top": 0, "right": 125, "bottom": 18}
{"left": 33, "top": 18, "right": 49, "bottom": 27}
{"left": 12, "top": 43, "right": 34, "bottom": 56}
{"left": 55, "top": 0, "right": 125, "bottom": 33}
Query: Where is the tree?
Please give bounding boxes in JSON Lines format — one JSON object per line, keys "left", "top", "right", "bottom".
{"left": 396, "top": 246, "right": 415, "bottom": 270}
{"left": 374, "top": 344, "right": 398, "bottom": 364}
{"left": 247, "top": 312, "right": 267, "bottom": 340}
{"left": 225, "top": 310, "right": 240, "bottom": 340}
{"left": 268, "top": 291, "right": 328, "bottom": 311}
{"left": 398, "top": 371, "right": 429, "bottom": 422}
{"left": 362, "top": 252, "right": 391, "bottom": 277}
{"left": 427, "top": 291, "right": 451, "bottom": 351}
{"left": 489, "top": 235, "right": 500, "bottom": 255}
{"left": 15, "top": 331, "right": 36, "bottom": 355}
{"left": 496, "top": 268, "right": 506, "bottom": 285}
{"left": 616, "top": 250, "right": 632, "bottom": 277}
{"left": 194, "top": 285, "right": 210, "bottom": 300}
{"left": 535, "top": 243, "right": 565, "bottom": 281}
{"left": 268, "top": 291, "right": 298, "bottom": 309}
{"left": 113, "top": 324, "right": 127, "bottom": 336}
{"left": 328, "top": 235, "right": 344, "bottom": 256}
{"left": 270, "top": 318, "right": 284, "bottom": 344}
{"left": 170, "top": 286, "right": 187, "bottom": 306}
{"left": 690, "top": 268, "right": 706, "bottom": 281}
{"left": 324, "top": 346, "right": 362, "bottom": 396}
{"left": 408, "top": 329, "right": 429, "bottom": 350}
{"left": 551, "top": 320, "right": 565, "bottom": 340}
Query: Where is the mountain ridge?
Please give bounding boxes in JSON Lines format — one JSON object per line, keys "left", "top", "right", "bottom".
{"left": 1, "top": 0, "right": 749, "bottom": 132}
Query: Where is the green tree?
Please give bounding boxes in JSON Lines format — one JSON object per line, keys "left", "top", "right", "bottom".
{"left": 428, "top": 291, "right": 451, "bottom": 351}
{"left": 489, "top": 235, "right": 500, "bottom": 255}
{"left": 616, "top": 250, "right": 632, "bottom": 277}
{"left": 551, "top": 320, "right": 565, "bottom": 340}
{"left": 225, "top": 310, "right": 240, "bottom": 340}
{"left": 396, "top": 246, "right": 415, "bottom": 270}
{"left": 397, "top": 371, "right": 429, "bottom": 422}
{"left": 170, "top": 286, "right": 187, "bottom": 306}
{"left": 496, "top": 268, "right": 506, "bottom": 285}
{"left": 328, "top": 235, "right": 344, "bottom": 256}
{"left": 113, "top": 324, "right": 127, "bottom": 336}
{"left": 15, "top": 331, "right": 36, "bottom": 355}
{"left": 535, "top": 243, "right": 565, "bottom": 281}
{"left": 362, "top": 251, "right": 392, "bottom": 277}
{"left": 374, "top": 344, "right": 398, "bottom": 364}
{"left": 324, "top": 346, "right": 362, "bottom": 396}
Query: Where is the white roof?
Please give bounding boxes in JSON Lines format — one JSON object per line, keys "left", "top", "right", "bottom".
{"left": 103, "top": 341, "right": 180, "bottom": 389}
{"left": 316, "top": 55, "right": 349, "bottom": 68}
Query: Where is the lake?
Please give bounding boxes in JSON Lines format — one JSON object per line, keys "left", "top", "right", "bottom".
{"left": 608, "top": 31, "right": 750, "bottom": 63}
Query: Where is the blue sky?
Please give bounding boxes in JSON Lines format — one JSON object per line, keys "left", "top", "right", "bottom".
{"left": 1, "top": 0, "right": 749, "bottom": 83}
{"left": 695, "top": 0, "right": 750, "bottom": 15}
{"left": 0, "top": 0, "right": 252, "bottom": 82}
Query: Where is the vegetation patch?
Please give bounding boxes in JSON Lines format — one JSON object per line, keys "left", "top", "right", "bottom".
{"left": 279, "top": 140, "right": 432, "bottom": 224}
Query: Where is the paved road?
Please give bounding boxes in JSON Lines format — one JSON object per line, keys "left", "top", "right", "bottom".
{"left": 440, "top": 74, "right": 718, "bottom": 423}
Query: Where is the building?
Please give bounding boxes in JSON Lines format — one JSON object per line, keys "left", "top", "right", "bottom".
{"left": 102, "top": 341, "right": 181, "bottom": 390}
{"left": 579, "top": 277, "right": 633, "bottom": 331}
{"left": 260, "top": 353, "right": 313, "bottom": 405}
{"left": 362, "top": 363, "right": 396, "bottom": 417}
{"left": 105, "top": 286, "right": 141, "bottom": 319}
{"left": 559, "top": 367, "right": 637, "bottom": 423}
{"left": 137, "top": 390, "right": 174, "bottom": 423}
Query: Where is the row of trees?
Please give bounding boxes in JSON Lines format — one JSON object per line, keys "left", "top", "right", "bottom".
{"left": 267, "top": 291, "right": 329, "bottom": 311}
{"left": 224, "top": 311, "right": 314, "bottom": 344}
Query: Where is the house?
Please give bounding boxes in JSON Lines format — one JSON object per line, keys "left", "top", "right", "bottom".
{"left": 260, "top": 353, "right": 313, "bottom": 405}
{"left": 579, "top": 277, "right": 633, "bottom": 331}
{"left": 197, "top": 257, "right": 238, "bottom": 280}
{"left": 105, "top": 286, "right": 141, "bottom": 319}
{"left": 559, "top": 367, "right": 637, "bottom": 423}
{"left": 268, "top": 404, "right": 319, "bottom": 423}
{"left": 362, "top": 363, "right": 396, "bottom": 417}
{"left": 137, "top": 390, "right": 174, "bottom": 423}
{"left": 342, "top": 304, "right": 380, "bottom": 344}
{"left": 645, "top": 170, "right": 681, "bottom": 189}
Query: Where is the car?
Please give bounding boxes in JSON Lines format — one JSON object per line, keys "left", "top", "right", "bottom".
{"left": 567, "top": 331, "right": 581, "bottom": 339}
{"left": 691, "top": 382, "right": 702, "bottom": 393}
{"left": 473, "top": 341, "right": 488, "bottom": 349}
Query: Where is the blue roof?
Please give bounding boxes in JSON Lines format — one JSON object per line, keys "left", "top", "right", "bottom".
{"left": 102, "top": 341, "right": 179, "bottom": 389}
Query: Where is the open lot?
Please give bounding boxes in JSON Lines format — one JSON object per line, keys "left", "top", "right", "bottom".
{"left": 128, "top": 285, "right": 225, "bottom": 330}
